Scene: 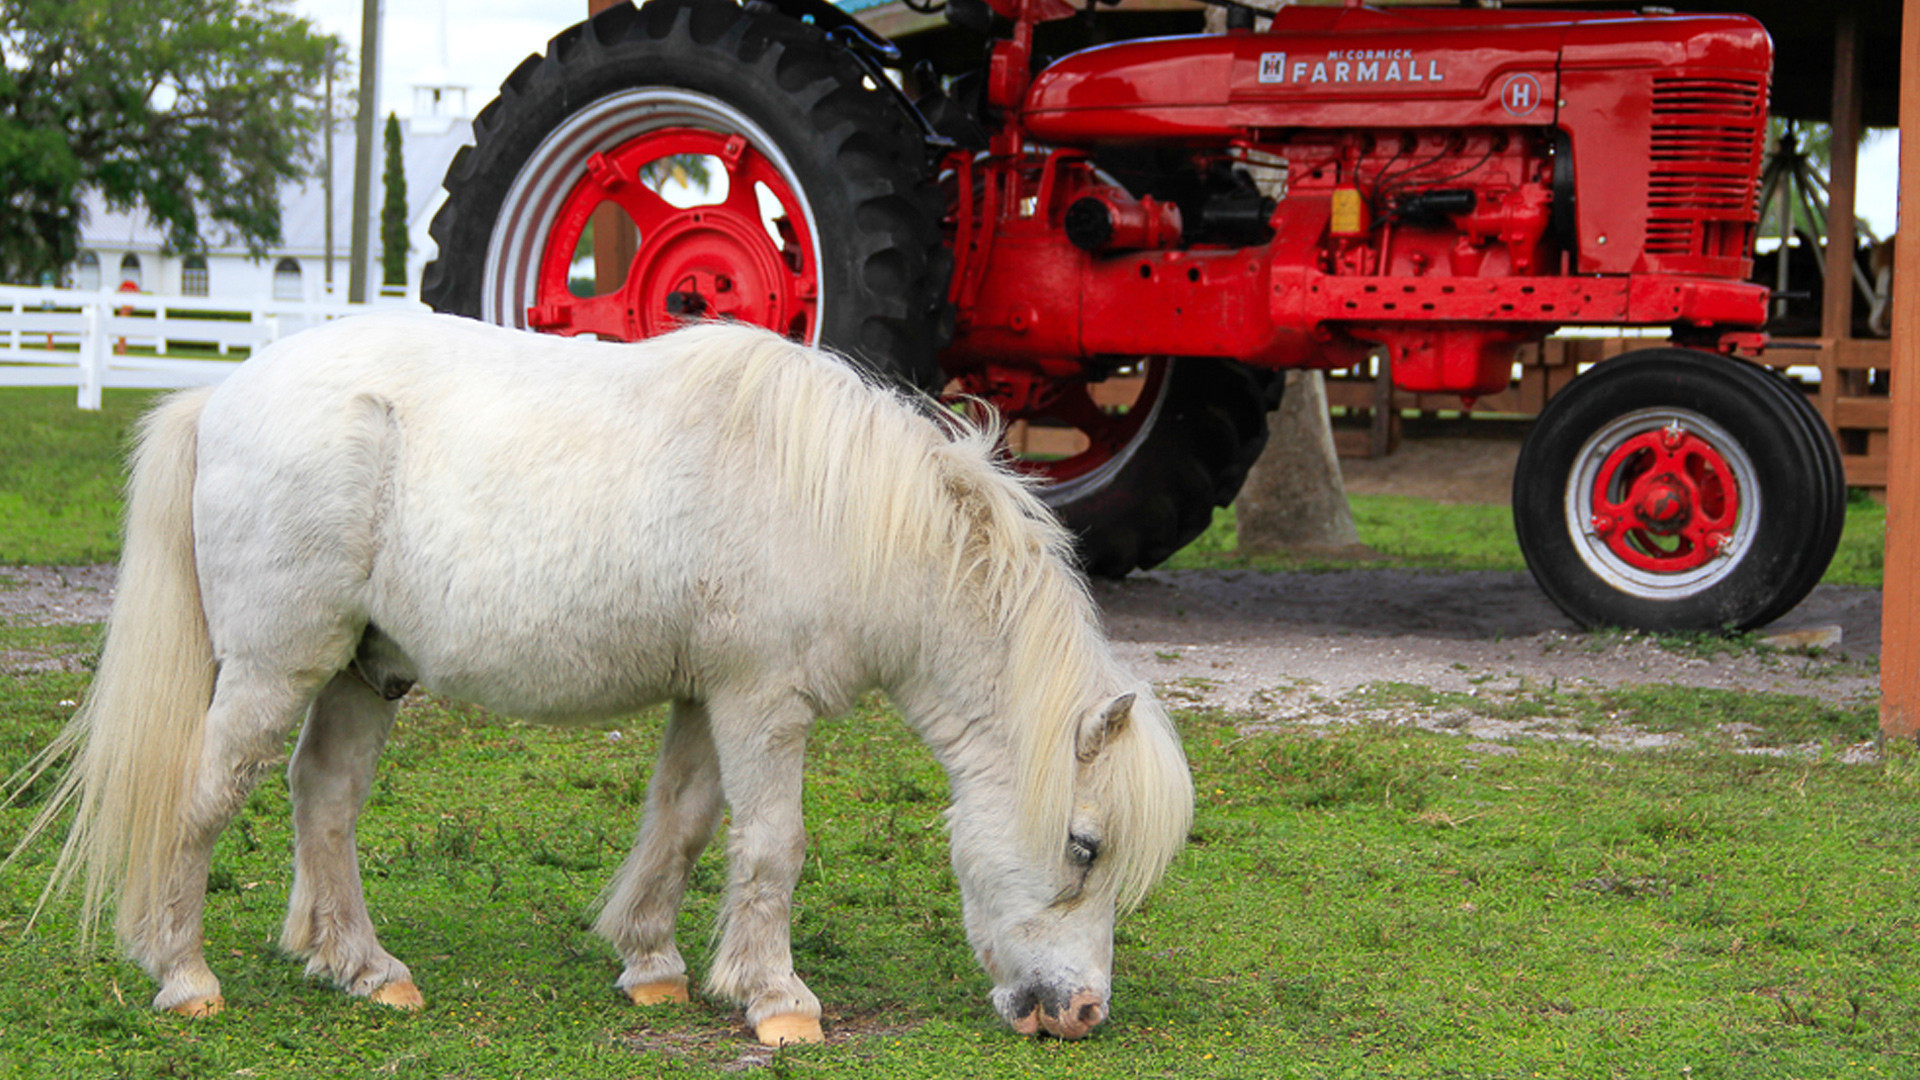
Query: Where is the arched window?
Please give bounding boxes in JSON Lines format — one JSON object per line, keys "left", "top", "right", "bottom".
{"left": 181, "top": 255, "right": 209, "bottom": 297}
{"left": 118, "top": 253, "right": 143, "bottom": 290}
{"left": 73, "top": 252, "right": 101, "bottom": 291}
{"left": 272, "top": 257, "right": 303, "bottom": 301}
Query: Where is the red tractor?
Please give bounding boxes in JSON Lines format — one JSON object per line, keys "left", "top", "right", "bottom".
{"left": 423, "top": 0, "right": 1844, "bottom": 632}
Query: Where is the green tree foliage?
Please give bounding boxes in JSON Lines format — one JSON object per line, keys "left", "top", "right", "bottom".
{"left": 0, "top": 0, "right": 341, "bottom": 284}
{"left": 380, "top": 112, "right": 408, "bottom": 287}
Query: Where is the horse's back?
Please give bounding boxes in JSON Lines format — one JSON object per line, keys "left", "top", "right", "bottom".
{"left": 191, "top": 314, "right": 823, "bottom": 718}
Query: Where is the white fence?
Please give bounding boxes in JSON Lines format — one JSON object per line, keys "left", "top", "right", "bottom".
{"left": 0, "top": 286, "right": 423, "bottom": 409}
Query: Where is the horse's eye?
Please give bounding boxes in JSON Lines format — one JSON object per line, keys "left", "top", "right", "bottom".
{"left": 1067, "top": 834, "right": 1101, "bottom": 868}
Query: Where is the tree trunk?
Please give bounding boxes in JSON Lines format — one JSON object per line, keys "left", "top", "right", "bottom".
{"left": 1235, "top": 370, "right": 1367, "bottom": 555}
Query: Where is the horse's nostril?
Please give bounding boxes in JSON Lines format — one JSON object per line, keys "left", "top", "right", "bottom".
{"left": 1055, "top": 991, "right": 1107, "bottom": 1037}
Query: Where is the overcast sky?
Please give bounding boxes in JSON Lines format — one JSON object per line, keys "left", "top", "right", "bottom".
{"left": 288, "top": 0, "right": 1902, "bottom": 237}
{"left": 290, "top": 0, "right": 578, "bottom": 120}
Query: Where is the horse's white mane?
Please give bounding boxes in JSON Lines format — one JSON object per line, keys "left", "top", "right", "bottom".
{"left": 666, "top": 323, "right": 1189, "bottom": 910}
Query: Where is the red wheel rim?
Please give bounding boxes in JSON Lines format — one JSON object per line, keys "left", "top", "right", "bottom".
{"left": 1587, "top": 422, "right": 1740, "bottom": 574}
{"left": 523, "top": 128, "right": 818, "bottom": 342}
{"left": 947, "top": 361, "right": 1168, "bottom": 486}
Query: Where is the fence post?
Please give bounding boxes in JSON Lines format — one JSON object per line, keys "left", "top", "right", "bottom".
{"left": 78, "top": 297, "right": 105, "bottom": 410}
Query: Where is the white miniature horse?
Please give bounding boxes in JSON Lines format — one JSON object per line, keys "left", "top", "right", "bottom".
{"left": 12, "top": 314, "right": 1192, "bottom": 1045}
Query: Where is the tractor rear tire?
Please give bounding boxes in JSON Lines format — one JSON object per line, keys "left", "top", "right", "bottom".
{"left": 421, "top": 0, "right": 950, "bottom": 387}
{"left": 1041, "top": 358, "right": 1273, "bottom": 578}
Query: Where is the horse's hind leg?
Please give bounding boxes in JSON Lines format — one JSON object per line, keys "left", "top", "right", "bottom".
{"left": 704, "top": 692, "right": 823, "bottom": 1046}
{"left": 127, "top": 661, "right": 326, "bottom": 1015}
{"left": 595, "top": 699, "right": 724, "bottom": 1007}
{"left": 281, "top": 672, "right": 418, "bottom": 1007}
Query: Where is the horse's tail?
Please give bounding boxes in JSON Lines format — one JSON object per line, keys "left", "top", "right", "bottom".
{"left": 6, "top": 387, "right": 217, "bottom": 948}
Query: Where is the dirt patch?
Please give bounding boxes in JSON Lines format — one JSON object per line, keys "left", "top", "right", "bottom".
{"left": 1093, "top": 567, "right": 1878, "bottom": 730}
{"left": 0, "top": 565, "right": 117, "bottom": 627}
{"left": 0, "top": 565, "right": 115, "bottom": 675}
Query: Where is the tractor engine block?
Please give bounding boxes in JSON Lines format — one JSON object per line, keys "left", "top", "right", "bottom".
{"left": 942, "top": 3, "right": 1772, "bottom": 397}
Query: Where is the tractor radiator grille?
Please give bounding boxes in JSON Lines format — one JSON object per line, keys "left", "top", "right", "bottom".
{"left": 1645, "top": 75, "right": 1767, "bottom": 259}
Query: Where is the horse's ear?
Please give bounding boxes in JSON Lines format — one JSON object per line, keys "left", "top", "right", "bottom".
{"left": 1076, "top": 693, "right": 1134, "bottom": 763}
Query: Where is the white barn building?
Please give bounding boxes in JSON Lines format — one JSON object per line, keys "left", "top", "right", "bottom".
{"left": 70, "top": 75, "right": 473, "bottom": 306}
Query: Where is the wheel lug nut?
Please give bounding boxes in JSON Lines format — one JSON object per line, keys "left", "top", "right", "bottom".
{"left": 1590, "top": 514, "right": 1616, "bottom": 536}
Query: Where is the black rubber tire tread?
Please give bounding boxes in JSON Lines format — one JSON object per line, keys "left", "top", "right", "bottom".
{"left": 1512, "top": 347, "right": 1843, "bottom": 632}
{"left": 1047, "top": 358, "right": 1271, "bottom": 578}
{"left": 421, "top": 0, "right": 951, "bottom": 388}
{"left": 1736, "top": 361, "right": 1847, "bottom": 628}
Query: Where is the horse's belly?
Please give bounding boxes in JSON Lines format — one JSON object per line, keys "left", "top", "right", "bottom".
{"left": 362, "top": 476, "right": 721, "bottom": 720}
{"left": 407, "top": 637, "right": 680, "bottom": 723}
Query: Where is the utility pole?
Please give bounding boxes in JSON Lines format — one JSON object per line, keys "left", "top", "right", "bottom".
{"left": 349, "top": 0, "right": 383, "bottom": 303}
{"left": 324, "top": 60, "right": 336, "bottom": 296}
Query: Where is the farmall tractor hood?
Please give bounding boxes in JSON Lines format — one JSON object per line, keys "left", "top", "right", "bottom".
{"left": 1021, "top": 4, "right": 1769, "bottom": 145}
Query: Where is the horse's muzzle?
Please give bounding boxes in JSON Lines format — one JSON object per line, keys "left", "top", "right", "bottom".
{"left": 1003, "top": 987, "right": 1109, "bottom": 1039}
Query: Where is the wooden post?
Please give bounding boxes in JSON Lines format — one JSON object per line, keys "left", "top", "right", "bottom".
{"left": 1813, "top": 12, "right": 1864, "bottom": 437}
{"left": 1880, "top": 0, "right": 1920, "bottom": 740}
{"left": 1822, "top": 10, "right": 1862, "bottom": 344}
{"left": 589, "top": 0, "right": 639, "bottom": 297}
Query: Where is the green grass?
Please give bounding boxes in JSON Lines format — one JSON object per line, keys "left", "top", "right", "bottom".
{"left": 0, "top": 388, "right": 160, "bottom": 565}
{"left": 2, "top": 670, "right": 1916, "bottom": 1077}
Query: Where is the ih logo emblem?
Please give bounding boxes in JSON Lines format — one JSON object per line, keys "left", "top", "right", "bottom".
{"left": 1501, "top": 73, "right": 1545, "bottom": 116}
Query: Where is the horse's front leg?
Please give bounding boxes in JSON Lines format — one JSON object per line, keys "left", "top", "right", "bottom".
{"left": 281, "top": 672, "right": 418, "bottom": 1007}
{"left": 706, "top": 695, "right": 822, "bottom": 1046}
{"left": 595, "top": 699, "right": 724, "bottom": 1007}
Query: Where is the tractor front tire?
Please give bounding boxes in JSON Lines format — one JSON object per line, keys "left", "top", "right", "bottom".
{"left": 1511, "top": 348, "right": 1845, "bottom": 632}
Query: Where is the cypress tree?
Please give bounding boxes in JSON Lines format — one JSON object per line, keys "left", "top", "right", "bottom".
{"left": 380, "top": 112, "right": 409, "bottom": 287}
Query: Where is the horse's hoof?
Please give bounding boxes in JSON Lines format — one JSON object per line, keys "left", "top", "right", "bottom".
{"left": 625, "top": 976, "right": 690, "bottom": 1006}
{"left": 370, "top": 981, "right": 424, "bottom": 1010}
{"left": 755, "top": 1013, "right": 824, "bottom": 1046}
{"left": 169, "top": 994, "right": 225, "bottom": 1018}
